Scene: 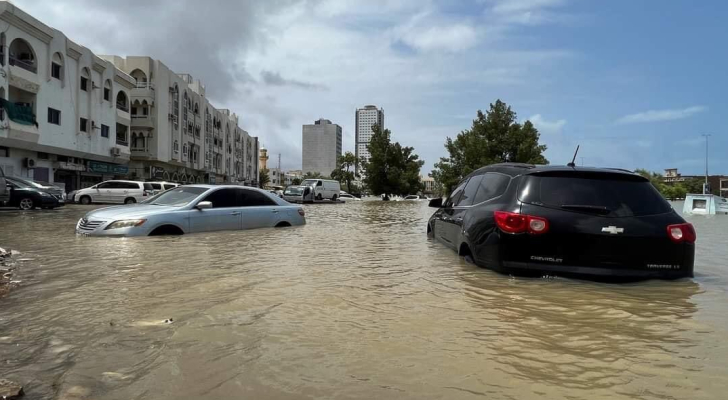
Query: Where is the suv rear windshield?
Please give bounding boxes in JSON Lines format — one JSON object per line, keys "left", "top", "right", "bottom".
{"left": 519, "top": 173, "right": 672, "bottom": 217}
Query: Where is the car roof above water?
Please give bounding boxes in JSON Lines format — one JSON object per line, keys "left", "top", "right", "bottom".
{"left": 467, "top": 163, "right": 644, "bottom": 180}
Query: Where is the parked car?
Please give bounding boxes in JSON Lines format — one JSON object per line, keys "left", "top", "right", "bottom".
{"left": 4, "top": 177, "right": 63, "bottom": 210}
{"left": 301, "top": 179, "right": 341, "bottom": 201}
{"left": 427, "top": 163, "right": 696, "bottom": 280}
{"left": 146, "top": 181, "right": 180, "bottom": 195}
{"left": 282, "top": 186, "right": 304, "bottom": 203}
{"left": 0, "top": 166, "right": 9, "bottom": 205}
{"left": 403, "top": 195, "right": 427, "bottom": 201}
{"left": 74, "top": 180, "right": 154, "bottom": 205}
{"left": 7, "top": 176, "right": 66, "bottom": 204}
{"left": 338, "top": 192, "right": 361, "bottom": 202}
{"left": 76, "top": 185, "right": 305, "bottom": 237}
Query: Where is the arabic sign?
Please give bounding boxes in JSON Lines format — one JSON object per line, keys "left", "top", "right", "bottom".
{"left": 88, "top": 161, "right": 129, "bottom": 175}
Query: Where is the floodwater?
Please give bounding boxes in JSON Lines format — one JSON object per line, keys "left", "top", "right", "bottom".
{"left": 1, "top": 200, "right": 727, "bottom": 400}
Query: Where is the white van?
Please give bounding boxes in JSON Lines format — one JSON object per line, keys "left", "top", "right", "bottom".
{"left": 146, "top": 181, "right": 179, "bottom": 195}
{"left": 74, "top": 180, "right": 153, "bottom": 205}
{"left": 301, "top": 179, "right": 341, "bottom": 201}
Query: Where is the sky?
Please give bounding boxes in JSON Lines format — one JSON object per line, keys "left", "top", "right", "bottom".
{"left": 15, "top": 0, "right": 728, "bottom": 175}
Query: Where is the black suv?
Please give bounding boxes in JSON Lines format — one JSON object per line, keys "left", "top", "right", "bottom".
{"left": 428, "top": 163, "right": 695, "bottom": 280}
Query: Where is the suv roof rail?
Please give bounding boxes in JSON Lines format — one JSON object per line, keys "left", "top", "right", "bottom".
{"left": 605, "top": 167, "right": 636, "bottom": 174}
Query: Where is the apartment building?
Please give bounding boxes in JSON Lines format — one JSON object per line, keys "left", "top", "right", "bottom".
{"left": 355, "top": 105, "right": 384, "bottom": 175}
{"left": 0, "top": 1, "right": 136, "bottom": 191}
{"left": 302, "top": 118, "right": 342, "bottom": 177}
{"left": 101, "top": 56, "right": 259, "bottom": 185}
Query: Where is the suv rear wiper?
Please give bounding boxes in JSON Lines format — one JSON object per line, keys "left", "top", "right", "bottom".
{"left": 560, "top": 204, "right": 611, "bottom": 215}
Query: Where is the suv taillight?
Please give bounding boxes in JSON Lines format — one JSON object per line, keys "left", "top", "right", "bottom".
{"left": 494, "top": 211, "right": 549, "bottom": 235}
{"left": 667, "top": 223, "right": 696, "bottom": 243}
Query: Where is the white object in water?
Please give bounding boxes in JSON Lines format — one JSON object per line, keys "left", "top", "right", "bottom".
{"left": 683, "top": 193, "right": 728, "bottom": 215}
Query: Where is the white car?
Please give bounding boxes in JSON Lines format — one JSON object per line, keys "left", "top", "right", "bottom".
{"left": 146, "top": 181, "right": 179, "bottom": 195}
{"left": 301, "top": 179, "right": 341, "bottom": 201}
{"left": 74, "top": 180, "right": 154, "bottom": 205}
{"left": 76, "top": 185, "right": 305, "bottom": 237}
{"left": 338, "top": 193, "right": 361, "bottom": 202}
{"left": 403, "top": 195, "right": 428, "bottom": 201}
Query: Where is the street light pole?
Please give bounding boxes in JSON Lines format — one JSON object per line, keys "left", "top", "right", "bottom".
{"left": 702, "top": 134, "right": 711, "bottom": 194}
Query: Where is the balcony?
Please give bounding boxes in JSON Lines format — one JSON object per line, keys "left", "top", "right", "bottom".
{"left": 116, "top": 137, "right": 129, "bottom": 147}
{"left": 116, "top": 101, "right": 129, "bottom": 112}
{"left": 131, "top": 115, "right": 154, "bottom": 130}
{"left": 9, "top": 55, "right": 36, "bottom": 73}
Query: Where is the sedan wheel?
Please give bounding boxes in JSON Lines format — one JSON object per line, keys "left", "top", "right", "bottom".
{"left": 80, "top": 196, "right": 91, "bottom": 205}
{"left": 18, "top": 198, "right": 35, "bottom": 210}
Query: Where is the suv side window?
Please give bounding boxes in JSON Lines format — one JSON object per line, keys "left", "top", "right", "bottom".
{"left": 202, "top": 188, "right": 238, "bottom": 208}
{"left": 457, "top": 175, "right": 484, "bottom": 206}
{"left": 444, "top": 179, "right": 468, "bottom": 208}
{"left": 97, "top": 182, "right": 113, "bottom": 189}
{"left": 238, "top": 190, "right": 277, "bottom": 207}
{"left": 472, "top": 173, "right": 511, "bottom": 205}
{"left": 163, "top": 184, "right": 176, "bottom": 190}
{"left": 120, "top": 182, "right": 139, "bottom": 189}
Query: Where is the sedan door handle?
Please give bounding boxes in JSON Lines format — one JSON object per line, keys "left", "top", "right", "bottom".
{"left": 271, "top": 210, "right": 279, "bottom": 213}
{"left": 230, "top": 212, "right": 241, "bottom": 216}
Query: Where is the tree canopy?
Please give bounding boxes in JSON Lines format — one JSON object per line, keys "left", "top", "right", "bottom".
{"left": 431, "top": 99, "right": 548, "bottom": 194}
{"left": 303, "top": 171, "right": 327, "bottom": 180}
{"left": 291, "top": 177, "right": 302, "bottom": 186}
{"left": 362, "top": 126, "right": 424, "bottom": 196}
{"left": 635, "top": 169, "right": 703, "bottom": 200}
{"left": 330, "top": 151, "right": 360, "bottom": 194}
{"left": 258, "top": 168, "right": 270, "bottom": 188}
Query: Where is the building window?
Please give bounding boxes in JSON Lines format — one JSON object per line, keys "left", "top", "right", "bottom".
{"left": 0, "top": 146, "right": 8, "bottom": 157}
{"left": 173, "top": 140, "right": 179, "bottom": 154}
{"left": 80, "top": 118, "right": 88, "bottom": 132}
{"left": 51, "top": 63, "right": 61, "bottom": 79}
{"left": 80, "top": 77, "right": 88, "bottom": 91}
{"left": 103, "top": 87, "right": 110, "bottom": 101}
{"left": 101, "top": 124, "right": 109, "bottom": 138}
{"left": 48, "top": 108, "right": 61, "bottom": 125}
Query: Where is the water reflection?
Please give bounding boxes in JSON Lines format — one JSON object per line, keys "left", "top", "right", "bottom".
{"left": 0, "top": 202, "right": 726, "bottom": 399}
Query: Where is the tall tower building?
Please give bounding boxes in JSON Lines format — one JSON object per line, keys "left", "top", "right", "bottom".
{"left": 302, "top": 119, "right": 343, "bottom": 177}
{"left": 355, "top": 105, "right": 384, "bottom": 175}
{"left": 259, "top": 147, "right": 269, "bottom": 170}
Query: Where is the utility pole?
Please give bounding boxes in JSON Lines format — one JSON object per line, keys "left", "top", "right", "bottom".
{"left": 702, "top": 134, "right": 711, "bottom": 194}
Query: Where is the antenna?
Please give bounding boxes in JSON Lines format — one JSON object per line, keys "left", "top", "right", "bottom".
{"left": 567, "top": 145, "right": 580, "bottom": 167}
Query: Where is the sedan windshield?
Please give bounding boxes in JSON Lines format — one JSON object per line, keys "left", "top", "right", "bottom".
{"left": 284, "top": 187, "right": 302, "bottom": 195}
{"left": 144, "top": 187, "right": 208, "bottom": 206}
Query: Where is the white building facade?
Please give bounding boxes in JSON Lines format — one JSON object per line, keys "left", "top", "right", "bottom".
{"left": 354, "top": 105, "right": 384, "bottom": 176}
{"left": 302, "top": 118, "right": 342, "bottom": 177}
{"left": 0, "top": 1, "right": 136, "bottom": 192}
{"left": 101, "top": 56, "right": 259, "bottom": 185}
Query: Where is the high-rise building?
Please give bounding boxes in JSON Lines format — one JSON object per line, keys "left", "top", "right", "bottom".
{"left": 355, "top": 105, "right": 384, "bottom": 175}
{"left": 302, "top": 118, "right": 342, "bottom": 177}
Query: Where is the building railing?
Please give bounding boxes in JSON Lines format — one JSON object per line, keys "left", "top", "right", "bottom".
{"left": 134, "top": 82, "right": 154, "bottom": 89}
{"left": 9, "top": 55, "right": 37, "bottom": 73}
{"left": 116, "top": 102, "right": 129, "bottom": 112}
{"left": 0, "top": 46, "right": 5, "bottom": 66}
{"left": 116, "top": 137, "right": 129, "bottom": 146}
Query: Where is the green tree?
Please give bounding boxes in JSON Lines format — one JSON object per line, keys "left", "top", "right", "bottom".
{"left": 303, "top": 171, "right": 327, "bottom": 180}
{"left": 432, "top": 100, "right": 549, "bottom": 194}
{"left": 362, "top": 125, "right": 425, "bottom": 196}
{"left": 291, "top": 177, "right": 302, "bottom": 186}
{"left": 684, "top": 178, "right": 704, "bottom": 194}
{"left": 258, "top": 168, "right": 270, "bottom": 188}
{"left": 330, "top": 151, "right": 360, "bottom": 193}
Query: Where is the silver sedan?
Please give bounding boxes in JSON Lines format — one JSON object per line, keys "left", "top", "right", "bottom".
{"left": 76, "top": 185, "right": 305, "bottom": 237}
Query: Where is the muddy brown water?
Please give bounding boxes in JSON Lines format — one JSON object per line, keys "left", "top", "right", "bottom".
{"left": 0, "top": 201, "right": 727, "bottom": 399}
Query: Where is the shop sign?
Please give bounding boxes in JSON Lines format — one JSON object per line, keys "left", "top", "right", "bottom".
{"left": 88, "top": 161, "right": 129, "bottom": 175}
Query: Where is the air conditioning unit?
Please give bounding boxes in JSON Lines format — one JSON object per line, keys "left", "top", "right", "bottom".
{"left": 24, "top": 158, "right": 36, "bottom": 168}
{"left": 110, "top": 147, "right": 122, "bottom": 157}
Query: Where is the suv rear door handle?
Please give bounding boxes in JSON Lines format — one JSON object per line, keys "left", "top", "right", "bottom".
{"left": 230, "top": 212, "right": 241, "bottom": 216}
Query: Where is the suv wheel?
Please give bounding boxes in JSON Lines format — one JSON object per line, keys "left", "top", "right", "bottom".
{"left": 124, "top": 198, "right": 137, "bottom": 205}
{"left": 316, "top": 193, "right": 323, "bottom": 201}
{"left": 18, "top": 198, "right": 35, "bottom": 210}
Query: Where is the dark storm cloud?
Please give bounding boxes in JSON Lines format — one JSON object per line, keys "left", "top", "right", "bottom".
{"left": 260, "top": 70, "right": 328, "bottom": 90}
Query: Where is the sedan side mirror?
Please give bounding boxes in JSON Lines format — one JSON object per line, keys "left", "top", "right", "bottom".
{"left": 196, "top": 201, "right": 213, "bottom": 210}
{"left": 428, "top": 198, "right": 443, "bottom": 208}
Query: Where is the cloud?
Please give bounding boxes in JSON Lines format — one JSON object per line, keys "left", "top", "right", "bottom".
{"left": 399, "top": 23, "right": 478, "bottom": 52}
{"left": 260, "top": 70, "right": 327, "bottom": 90}
{"left": 528, "top": 114, "right": 566, "bottom": 134}
{"left": 616, "top": 106, "right": 707, "bottom": 124}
